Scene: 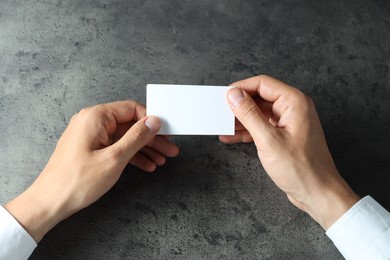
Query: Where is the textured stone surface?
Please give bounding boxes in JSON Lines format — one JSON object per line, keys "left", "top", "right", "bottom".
{"left": 0, "top": 0, "right": 389, "bottom": 259}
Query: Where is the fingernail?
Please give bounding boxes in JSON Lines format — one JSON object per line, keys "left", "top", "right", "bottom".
{"left": 228, "top": 87, "right": 244, "bottom": 107}
{"left": 145, "top": 116, "right": 161, "bottom": 134}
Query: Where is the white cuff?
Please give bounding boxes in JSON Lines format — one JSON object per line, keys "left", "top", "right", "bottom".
{"left": 0, "top": 205, "right": 37, "bottom": 260}
{"left": 326, "top": 196, "right": 390, "bottom": 260}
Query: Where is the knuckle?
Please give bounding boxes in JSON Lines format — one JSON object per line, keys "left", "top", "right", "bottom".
{"left": 251, "top": 75, "right": 269, "bottom": 85}
{"left": 92, "top": 104, "right": 106, "bottom": 115}
{"left": 294, "top": 93, "right": 315, "bottom": 113}
{"left": 75, "top": 108, "right": 92, "bottom": 121}
{"left": 84, "top": 105, "right": 110, "bottom": 120}
{"left": 131, "top": 127, "right": 147, "bottom": 144}
{"left": 70, "top": 113, "right": 79, "bottom": 121}
{"left": 78, "top": 105, "right": 103, "bottom": 117}
{"left": 287, "top": 90, "right": 311, "bottom": 110}
{"left": 241, "top": 104, "right": 259, "bottom": 121}
{"left": 305, "top": 95, "right": 315, "bottom": 108}
{"left": 256, "top": 74, "right": 270, "bottom": 81}
{"left": 290, "top": 89, "right": 306, "bottom": 103}
{"left": 78, "top": 107, "right": 90, "bottom": 116}
{"left": 128, "top": 100, "right": 139, "bottom": 107}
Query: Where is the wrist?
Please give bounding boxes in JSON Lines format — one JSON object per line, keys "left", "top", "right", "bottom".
{"left": 5, "top": 183, "right": 65, "bottom": 242}
{"left": 303, "top": 174, "right": 360, "bottom": 230}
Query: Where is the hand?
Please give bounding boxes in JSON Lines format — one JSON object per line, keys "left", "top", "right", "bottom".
{"left": 219, "top": 75, "right": 360, "bottom": 230}
{"left": 5, "top": 100, "right": 179, "bottom": 242}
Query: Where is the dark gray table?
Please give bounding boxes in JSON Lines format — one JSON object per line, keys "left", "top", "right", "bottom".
{"left": 1, "top": 0, "right": 389, "bottom": 259}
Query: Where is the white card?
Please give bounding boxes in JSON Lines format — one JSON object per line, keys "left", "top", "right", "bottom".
{"left": 146, "top": 84, "right": 234, "bottom": 135}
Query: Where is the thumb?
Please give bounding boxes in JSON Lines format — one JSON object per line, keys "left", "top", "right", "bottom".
{"left": 227, "top": 87, "right": 273, "bottom": 145}
{"left": 110, "top": 116, "right": 161, "bottom": 162}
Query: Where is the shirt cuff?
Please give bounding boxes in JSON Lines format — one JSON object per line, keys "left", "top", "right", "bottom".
{"left": 0, "top": 205, "right": 37, "bottom": 260}
{"left": 326, "top": 195, "right": 390, "bottom": 260}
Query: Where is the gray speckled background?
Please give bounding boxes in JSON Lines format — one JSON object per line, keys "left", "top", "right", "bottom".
{"left": 0, "top": 0, "right": 389, "bottom": 259}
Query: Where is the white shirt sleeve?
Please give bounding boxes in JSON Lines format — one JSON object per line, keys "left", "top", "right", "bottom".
{"left": 0, "top": 205, "right": 37, "bottom": 260}
{"left": 326, "top": 196, "right": 390, "bottom": 260}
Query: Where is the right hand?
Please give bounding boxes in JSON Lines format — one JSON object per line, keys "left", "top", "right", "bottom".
{"left": 219, "top": 75, "right": 360, "bottom": 230}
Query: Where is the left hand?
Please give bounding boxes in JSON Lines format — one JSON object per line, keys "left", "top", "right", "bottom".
{"left": 5, "top": 100, "right": 179, "bottom": 242}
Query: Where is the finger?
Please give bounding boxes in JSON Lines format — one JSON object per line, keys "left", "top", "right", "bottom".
{"left": 139, "top": 146, "right": 166, "bottom": 166}
{"left": 230, "top": 75, "right": 297, "bottom": 103}
{"left": 235, "top": 119, "right": 247, "bottom": 131}
{"left": 219, "top": 130, "right": 253, "bottom": 144}
{"left": 88, "top": 101, "right": 146, "bottom": 140}
{"left": 226, "top": 88, "right": 275, "bottom": 146}
{"left": 147, "top": 136, "right": 180, "bottom": 157}
{"left": 99, "top": 100, "right": 146, "bottom": 123}
{"left": 231, "top": 75, "right": 306, "bottom": 132}
{"left": 109, "top": 116, "right": 161, "bottom": 163}
{"left": 254, "top": 96, "right": 274, "bottom": 119}
{"left": 234, "top": 105, "right": 280, "bottom": 131}
{"left": 236, "top": 94, "right": 276, "bottom": 127}
{"left": 129, "top": 152, "right": 157, "bottom": 172}
{"left": 112, "top": 122, "right": 134, "bottom": 143}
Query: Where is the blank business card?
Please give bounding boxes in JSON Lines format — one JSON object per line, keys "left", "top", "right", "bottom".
{"left": 146, "top": 84, "right": 234, "bottom": 135}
